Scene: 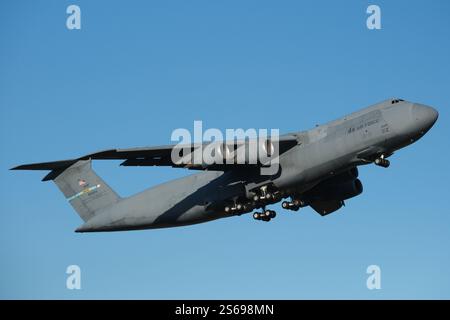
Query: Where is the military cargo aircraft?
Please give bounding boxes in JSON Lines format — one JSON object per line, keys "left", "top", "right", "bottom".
{"left": 11, "top": 98, "right": 438, "bottom": 232}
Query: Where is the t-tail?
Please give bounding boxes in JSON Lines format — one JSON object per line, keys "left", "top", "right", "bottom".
{"left": 11, "top": 159, "right": 121, "bottom": 222}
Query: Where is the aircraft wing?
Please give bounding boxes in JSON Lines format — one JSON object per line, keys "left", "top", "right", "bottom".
{"left": 12, "top": 135, "right": 299, "bottom": 180}
{"left": 89, "top": 135, "right": 299, "bottom": 170}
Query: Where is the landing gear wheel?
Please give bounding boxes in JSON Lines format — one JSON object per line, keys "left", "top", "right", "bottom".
{"left": 282, "top": 200, "right": 300, "bottom": 211}
{"left": 375, "top": 157, "right": 390, "bottom": 168}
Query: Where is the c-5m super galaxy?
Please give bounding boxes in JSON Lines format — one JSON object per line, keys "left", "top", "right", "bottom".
{"left": 12, "top": 98, "right": 438, "bottom": 232}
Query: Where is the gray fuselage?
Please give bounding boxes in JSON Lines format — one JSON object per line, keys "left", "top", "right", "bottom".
{"left": 76, "top": 99, "right": 438, "bottom": 232}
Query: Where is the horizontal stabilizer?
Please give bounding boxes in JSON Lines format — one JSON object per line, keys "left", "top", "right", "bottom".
{"left": 13, "top": 159, "right": 121, "bottom": 222}
{"left": 11, "top": 160, "right": 78, "bottom": 171}
{"left": 11, "top": 160, "right": 79, "bottom": 181}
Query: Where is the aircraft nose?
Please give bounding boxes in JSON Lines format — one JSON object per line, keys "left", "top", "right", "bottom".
{"left": 411, "top": 103, "right": 439, "bottom": 133}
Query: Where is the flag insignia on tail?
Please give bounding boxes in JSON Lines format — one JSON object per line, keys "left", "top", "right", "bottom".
{"left": 78, "top": 179, "right": 87, "bottom": 187}
{"left": 67, "top": 184, "right": 101, "bottom": 201}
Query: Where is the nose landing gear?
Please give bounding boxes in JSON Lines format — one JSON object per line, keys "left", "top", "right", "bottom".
{"left": 374, "top": 154, "right": 390, "bottom": 168}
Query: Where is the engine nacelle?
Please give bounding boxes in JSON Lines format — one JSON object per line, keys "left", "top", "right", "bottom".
{"left": 305, "top": 178, "right": 363, "bottom": 202}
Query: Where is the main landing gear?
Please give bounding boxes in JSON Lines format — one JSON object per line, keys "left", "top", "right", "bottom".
{"left": 250, "top": 184, "right": 284, "bottom": 222}
{"left": 253, "top": 208, "right": 276, "bottom": 222}
{"left": 225, "top": 184, "right": 302, "bottom": 223}
{"left": 224, "top": 201, "right": 253, "bottom": 215}
{"left": 252, "top": 185, "right": 282, "bottom": 204}
{"left": 281, "top": 199, "right": 304, "bottom": 211}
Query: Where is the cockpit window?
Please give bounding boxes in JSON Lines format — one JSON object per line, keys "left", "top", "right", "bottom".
{"left": 391, "top": 98, "right": 405, "bottom": 104}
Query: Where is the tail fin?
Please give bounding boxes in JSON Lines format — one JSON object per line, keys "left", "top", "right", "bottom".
{"left": 12, "top": 159, "right": 120, "bottom": 222}
{"left": 53, "top": 160, "right": 120, "bottom": 221}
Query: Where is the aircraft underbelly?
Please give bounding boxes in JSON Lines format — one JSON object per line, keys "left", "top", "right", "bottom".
{"left": 92, "top": 171, "right": 226, "bottom": 230}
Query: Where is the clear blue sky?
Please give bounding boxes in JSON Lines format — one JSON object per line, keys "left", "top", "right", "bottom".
{"left": 1, "top": 0, "right": 449, "bottom": 299}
